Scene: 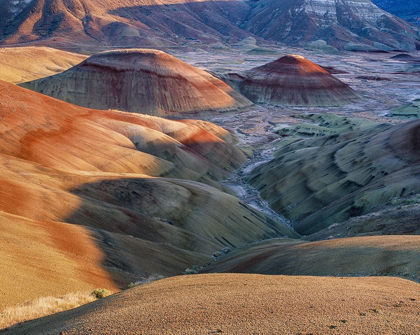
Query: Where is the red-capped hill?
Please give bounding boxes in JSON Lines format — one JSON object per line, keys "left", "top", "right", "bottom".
{"left": 256, "top": 54, "right": 329, "bottom": 75}
{"left": 21, "top": 49, "right": 252, "bottom": 116}
{"left": 239, "top": 54, "right": 359, "bottom": 107}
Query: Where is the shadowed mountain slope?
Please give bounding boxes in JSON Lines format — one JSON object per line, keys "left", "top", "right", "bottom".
{"left": 21, "top": 49, "right": 252, "bottom": 116}
{"left": 372, "top": 0, "right": 420, "bottom": 27}
{"left": 249, "top": 119, "right": 420, "bottom": 235}
{"left": 0, "top": 80, "right": 295, "bottom": 308}
{"left": 238, "top": 54, "right": 359, "bottom": 106}
{"left": 0, "top": 46, "right": 86, "bottom": 83}
{"left": 5, "top": 274, "right": 420, "bottom": 335}
{"left": 245, "top": 0, "right": 420, "bottom": 51}
{"left": 0, "top": 0, "right": 418, "bottom": 51}
{"left": 205, "top": 236, "right": 420, "bottom": 279}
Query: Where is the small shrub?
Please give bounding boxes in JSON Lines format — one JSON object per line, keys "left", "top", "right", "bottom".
{"left": 91, "top": 288, "right": 111, "bottom": 299}
{"left": 127, "top": 275, "right": 165, "bottom": 289}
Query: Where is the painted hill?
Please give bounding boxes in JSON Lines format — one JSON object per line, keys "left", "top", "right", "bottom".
{"left": 238, "top": 54, "right": 359, "bottom": 106}
{"left": 5, "top": 274, "right": 420, "bottom": 334}
{"left": 248, "top": 118, "right": 420, "bottom": 235}
{"left": 0, "top": 0, "right": 419, "bottom": 51}
{"left": 0, "top": 46, "right": 86, "bottom": 83}
{"left": 20, "top": 49, "right": 252, "bottom": 116}
{"left": 0, "top": 80, "right": 295, "bottom": 309}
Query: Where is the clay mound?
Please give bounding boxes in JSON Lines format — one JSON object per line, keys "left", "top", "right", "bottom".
{"left": 0, "top": 46, "right": 86, "bottom": 83}
{"left": 239, "top": 54, "right": 359, "bottom": 106}
{"left": 20, "top": 49, "right": 252, "bottom": 115}
{"left": 6, "top": 274, "right": 420, "bottom": 334}
{"left": 0, "top": 80, "right": 295, "bottom": 308}
{"left": 205, "top": 236, "right": 420, "bottom": 279}
{"left": 249, "top": 118, "right": 420, "bottom": 234}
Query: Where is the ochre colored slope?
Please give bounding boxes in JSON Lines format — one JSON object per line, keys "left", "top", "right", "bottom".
{"left": 0, "top": 211, "right": 117, "bottom": 310}
{"left": 0, "top": 46, "right": 86, "bottom": 83}
{"left": 6, "top": 274, "right": 420, "bottom": 335}
{"left": 0, "top": 80, "right": 294, "bottom": 308}
{"left": 1, "top": 79, "right": 246, "bottom": 181}
{"left": 21, "top": 49, "right": 252, "bottom": 116}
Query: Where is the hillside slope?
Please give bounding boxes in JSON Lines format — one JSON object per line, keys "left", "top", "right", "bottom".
{"left": 0, "top": 80, "right": 295, "bottom": 308}
{"left": 5, "top": 274, "right": 420, "bottom": 335}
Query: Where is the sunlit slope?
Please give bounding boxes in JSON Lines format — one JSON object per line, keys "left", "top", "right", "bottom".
{"left": 6, "top": 274, "right": 420, "bottom": 335}
{"left": 0, "top": 46, "right": 86, "bottom": 83}
{"left": 0, "top": 80, "right": 294, "bottom": 307}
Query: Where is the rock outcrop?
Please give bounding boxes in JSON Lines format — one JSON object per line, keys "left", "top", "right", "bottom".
{"left": 21, "top": 49, "right": 252, "bottom": 115}
{"left": 238, "top": 54, "right": 359, "bottom": 106}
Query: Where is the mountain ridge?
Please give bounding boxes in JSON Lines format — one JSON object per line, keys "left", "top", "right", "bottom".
{"left": 0, "top": 0, "right": 419, "bottom": 51}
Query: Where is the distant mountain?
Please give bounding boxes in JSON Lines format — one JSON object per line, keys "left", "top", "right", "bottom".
{"left": 0, "top": 0, "right": 250, "bottom": 49}
{"left": 0, "top": 0, "right": 419, "bottom": 51}
{"left": 244, "top": 0, "right": 420, "bottom": 51}
{"left": 372, "top": 0, "right": 420, "bottom": 27}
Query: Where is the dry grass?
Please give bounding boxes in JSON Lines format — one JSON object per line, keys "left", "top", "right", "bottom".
{"left": 0, "top": 292, "right": 96, "bottom": 330}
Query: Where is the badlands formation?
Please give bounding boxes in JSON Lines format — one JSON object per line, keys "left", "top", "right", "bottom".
{"left": 0, "top": 2, "right": 420, "bottom": 330}
{"left": 0, "top": 79, "right": 295, "bottom": 310}
{"left": 249, "top": 118, "right": 420, "bottom": 234}
{"left": 237, "top": 54, "right": 359, "bottom": 106}
{"left": 0, "top": 0, "right": 419, "bottom": 51}
{"left": 21, "top": 49, "right": 252, "bottom": 115}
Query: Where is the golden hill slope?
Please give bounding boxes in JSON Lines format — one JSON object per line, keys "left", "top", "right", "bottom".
{"left": 0, "top": 80, "right": 295, "bottom": 309}
{"left": 0, "top": 46, "right": 86, "bottom": 83}
{"left": 5, "top": 274, "right": 420, "bottom": 334}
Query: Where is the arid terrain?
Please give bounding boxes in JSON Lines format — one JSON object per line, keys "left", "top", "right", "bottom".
{"left": 1, "top": 0, "right": 420, "bottom": 333}
{"left": 5, "top": 274, "right": 420, "bottom": 335}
